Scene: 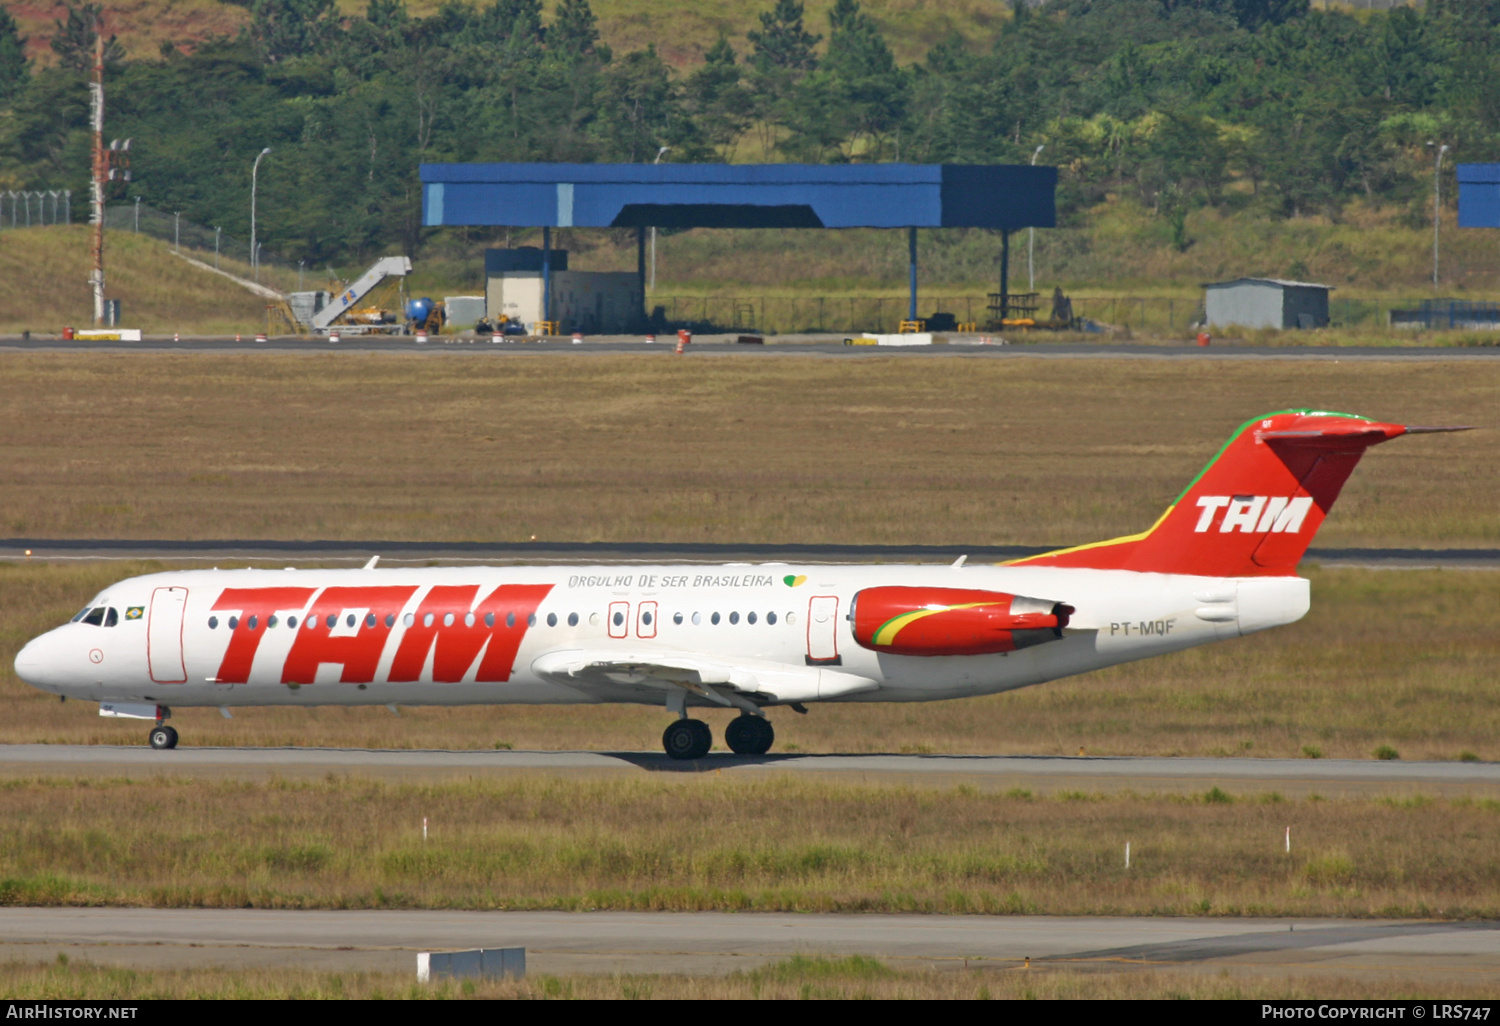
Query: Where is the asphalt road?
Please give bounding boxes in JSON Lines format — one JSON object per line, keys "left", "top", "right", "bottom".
{"left": 5, "top": 746, "right": 1498, "bottom": 797}
{"left": 3, "top": 335, "right": 1498, "bottom": 359}
{"left": 3, "top": 538, "right": 1495, "bottom": 568}
{"left": 2, "top": 907, "right": 1494, "bottom": 977}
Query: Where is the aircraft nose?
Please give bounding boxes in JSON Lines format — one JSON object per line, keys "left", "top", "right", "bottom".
{"left": 14, "top": 633, "right": 57, "bottom": 686}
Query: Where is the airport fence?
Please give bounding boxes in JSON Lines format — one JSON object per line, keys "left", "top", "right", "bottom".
{"left": 101, "top": 202, "right": 316, "bottom": 292}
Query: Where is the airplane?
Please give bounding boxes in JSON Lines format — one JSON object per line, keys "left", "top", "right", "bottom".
{"left": 13, "top": 409, "right": 1467, "bottom": 760}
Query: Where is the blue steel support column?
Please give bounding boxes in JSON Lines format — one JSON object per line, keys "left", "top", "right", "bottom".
{"left": 637, "top": 226, "right": 647, "bottom": 328}
{"left": 542, "top": 226, "right": 551, "bottom": 329}
{"left": 908, "top": 226, "right": 918, "bottom": 322}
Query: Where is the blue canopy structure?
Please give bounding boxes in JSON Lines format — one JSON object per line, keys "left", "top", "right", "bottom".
{"left": 1457, "top": 164, "right": 1500, "bottom": 229}
{"left": 418, "top": 162, "right": 1057, "bottom": 328}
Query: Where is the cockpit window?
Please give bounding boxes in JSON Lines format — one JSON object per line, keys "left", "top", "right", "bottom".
{"left": 81, "top": 607, "right": 106, "bottom": 626}
{"left": 103, "top": 608, "right": 119, "bottom": 627}
{"left": 71, "top": 607, "right": 92, "bottom": 623}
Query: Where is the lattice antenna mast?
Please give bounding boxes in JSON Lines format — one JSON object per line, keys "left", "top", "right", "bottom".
{"left": 89, "top": 27, "right": 105, "bottom": 324}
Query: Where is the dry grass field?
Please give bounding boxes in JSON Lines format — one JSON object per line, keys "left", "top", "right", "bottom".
{"left": 0, "top": 353, "right": 1492, "bottom": 548}
{"left": 2, "top": 562, "right": 1496, "bottom": 760}
{"left": 3, "top": 956, "right": 1494, "bottom": 1000}
{"left": 0, "top": 228, "right": 270, "bottom": 336}
{"left": 1, "top": 774, "right": 1497, "bottom": 917}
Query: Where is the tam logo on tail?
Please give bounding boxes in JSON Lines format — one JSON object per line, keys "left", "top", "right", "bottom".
{"left": 1010, "top": 410, "right": 1470, "bottom": 577}
{"left": 1194, "top": 496, "right": 1314, "bottom": 534}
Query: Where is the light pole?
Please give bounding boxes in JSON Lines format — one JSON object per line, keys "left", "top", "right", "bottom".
{"left": 1028, "top": 144, "right": 1045, "bottom": 293}
{"left": 650, "top": 145, "right": 669, "bottom": 292}
{"left": 1427, "top": 141, "right": 1449, "bottom": 289}
{"left": 250, "top": 146, "right": 271, "bottom": 280}
{"left": 134, "top": 195, "right": 141, "bottom": 232}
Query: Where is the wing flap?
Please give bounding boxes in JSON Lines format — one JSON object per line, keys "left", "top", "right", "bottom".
{"left": 531, "top": 650, "right": 876, "bottom": 704}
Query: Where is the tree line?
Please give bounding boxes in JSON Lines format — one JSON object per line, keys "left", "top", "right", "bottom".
{"left": 0, "top": 0, "right": 1495, "bottom": 265}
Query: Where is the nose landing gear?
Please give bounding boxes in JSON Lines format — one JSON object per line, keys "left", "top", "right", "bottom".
{"left": 148, "top": 725, "right": 178, "bottom": 750}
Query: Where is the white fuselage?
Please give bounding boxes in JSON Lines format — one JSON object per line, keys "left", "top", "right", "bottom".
{"left": 14, "top": 563, "right": 1309, "bottom": 712}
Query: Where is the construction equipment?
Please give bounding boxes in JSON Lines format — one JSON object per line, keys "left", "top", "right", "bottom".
{"left": 406, "top": 297, "right": 445, "bottom": 335}
{"left": 309, "top": 256, "right": 412, "bottom": 333}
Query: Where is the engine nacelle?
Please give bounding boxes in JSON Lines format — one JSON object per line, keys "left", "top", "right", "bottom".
{"left": 850, "top": 586, "right": 1072, "bottom": 657}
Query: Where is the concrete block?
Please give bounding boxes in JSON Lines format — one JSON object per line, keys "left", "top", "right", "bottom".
{"left": 417, "top": 947, "right": 525, "bottom": 982}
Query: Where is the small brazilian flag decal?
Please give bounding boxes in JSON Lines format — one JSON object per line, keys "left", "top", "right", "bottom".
{"left": 125, "top": 606, "right": 144, "bottom": 620}
{"left": 783, "top": 575, "right": 807, "bottom": 587}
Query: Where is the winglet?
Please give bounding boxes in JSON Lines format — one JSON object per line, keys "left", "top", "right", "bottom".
{"left": 363, "top": 555, "right": 380, "bottom": 570}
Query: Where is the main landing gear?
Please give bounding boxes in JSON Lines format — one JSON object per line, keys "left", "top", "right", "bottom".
{"left": 148, "top": 725, "right": 179, "bottom": 750}
{"left": 661, "top": 714, "right": 775, "bottom": 760}
{"left": 724, "top": 715, "right": 774, "bottom": 756}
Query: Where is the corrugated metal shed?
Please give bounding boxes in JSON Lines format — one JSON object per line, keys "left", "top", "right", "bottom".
{"left": 419, "top": 163, "right": 1056, "bottom": 230}
{"left": 1458, "top": 164, "right": 1500, "bottom": 229}
{"left": 1203, "top": 278, "right": 1331, "bottom": 331}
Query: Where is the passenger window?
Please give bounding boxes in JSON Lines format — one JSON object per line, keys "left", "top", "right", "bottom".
{"left": 404, "top": 613, "right": 415, "bottom": 628}
{"left": 268, "top": 615, "right": 279, "bottom": 628}
{"left": 423, "top": 613, "right": 434, "bottom": 628}
{"left": 711, "top": 612, "right": 720, "bottom": 625}
{"left": 612, "top": 611, "right": 624, "bottom": 627}
{"left": 346, "top": 614, "right": 356, "bottom": 628}
{"left": 786, "top": 612, "right": 797, "bottom": 625}
{"left": 228, "top": 616, "right": 239, "bottom": 630}
{"left": 485, "top": 612, "right": 495, "bottom": 628}
{"left": 385, "top": 614, "right": 395, "bottom": 628}
{"left": 326, "top": 614, "right": 337, "bottom": 629}
{"left": 643, "top": 611, "right": 654, "bottom": 626}
{"left": 747, "top": 611, "right": 757, "bottom": 625}
{"left": 673, "top": 612, "right": 683, "bottom": 625}
{"left": 547, "top": 613, "right": 558, "bottom": 627}
{"left": 568, "top": 612, "right": 579, "bottom": 627}
{"left": 767, "top": 612, "right": 777, "bottom": 625}
{"left": 288, "top": 616, "right": 298, "bottom": 628}
{"left": 104, "top": 608, "right": 119, "bottom": 627}
{"left": 366, "top": 614, "right": 377, "bottom": 628}
{"left": 465, "top": 612, "right": 475, "bottom": 628}
{"left": 208, "top": 616, "right": 219, "bottom": 629}
{"left": 507, "top": 612, "right": 516, "bottom": 628}
{"left": 248, "top": 615, "right": 259, "bottom": 630}
{"left": 443, "top": 613, "right": 455, "bottom": 627}
{"left": 692, "top": 612, "right": 702, "bottom": 625}
{"left": 729, "top": 612, "right": 739, "bottom": 625}
{"left": 82, "top": 608, "right": 105, "bottom": 626}
{"left": 589, "top": 612, "right": 601, "bottom": 626}
{"left": 527, "top": 614, "right": 537, "bottom": 627}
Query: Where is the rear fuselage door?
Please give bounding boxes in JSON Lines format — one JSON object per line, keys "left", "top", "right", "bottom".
{"left": 147, "top": 586, "right": 189, "bottom": 683}
{"left": 806, "top": 595, "right": 841, "bottom": 665}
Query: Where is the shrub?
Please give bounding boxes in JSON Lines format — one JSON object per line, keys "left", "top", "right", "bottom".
{"left": 1302, "top": 745, "right": 1323, "bottom": 759}
{"left": 1459, "top": 751, "right": 1481, "bottom": 763}
{"left": 1373, "top": 745, "right": 1400, "bottom": 761}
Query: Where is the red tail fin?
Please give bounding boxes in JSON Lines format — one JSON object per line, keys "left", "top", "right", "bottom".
{"left": 1010, "top": 410, "right": 1468, "bottom": 577}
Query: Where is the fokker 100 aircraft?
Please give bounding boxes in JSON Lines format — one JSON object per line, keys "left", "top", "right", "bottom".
{"left": 14, "top": 410, "right": 1465, "bottom": 759}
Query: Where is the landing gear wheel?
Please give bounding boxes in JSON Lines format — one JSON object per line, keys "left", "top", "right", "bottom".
{"left": 662, "top": 719, "right": 712, "bottom": 760}
{"left": 148, "top": 725, "right": 178, "bottom": 750}
{"left": 725, "top": 715, "right": 775, "bottom": 756}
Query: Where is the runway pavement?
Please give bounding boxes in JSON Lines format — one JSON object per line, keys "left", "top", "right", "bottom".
{"left": 3, "top": 538, "right": 1495, "bottom": 568}
{"left": 2, "top": 907, "right": 1494, "bottom": 977}
{"left": 2, "top": 335, "right": 1498, "bottom": 359}
{"left": 4, "top": 745, "right": 1497, "bottom": 796}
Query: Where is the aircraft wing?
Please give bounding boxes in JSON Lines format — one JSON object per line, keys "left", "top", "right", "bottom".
{"left": 531, "top": 650, "right": 878, "bottom": 706}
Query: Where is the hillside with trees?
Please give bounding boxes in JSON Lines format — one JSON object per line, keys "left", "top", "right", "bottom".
{"left": 0, "top": 0, "right": 1495, "bottom": 275}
